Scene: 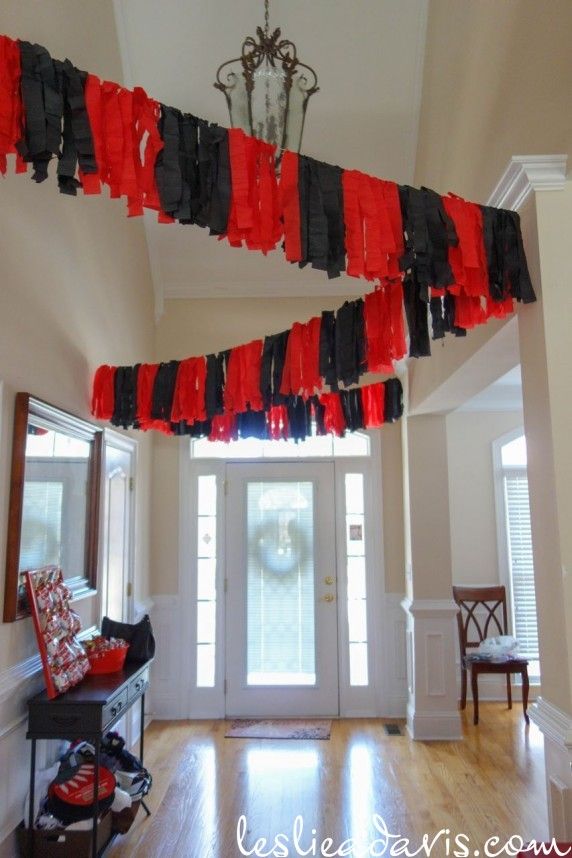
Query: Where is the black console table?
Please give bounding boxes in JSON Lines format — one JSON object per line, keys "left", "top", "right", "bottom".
{"left": 23, "top": 660, "right": 151, "bottom": 858}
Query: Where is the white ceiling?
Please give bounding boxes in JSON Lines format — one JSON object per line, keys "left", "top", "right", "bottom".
{"left": 112, "top": 0, "right": 429, "bottom": 303}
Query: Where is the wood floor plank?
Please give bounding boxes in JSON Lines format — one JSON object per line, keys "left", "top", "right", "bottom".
{"left": 106, "top": 705, "right": 548, "bottom": 858}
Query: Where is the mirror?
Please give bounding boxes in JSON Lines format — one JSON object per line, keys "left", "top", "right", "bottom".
{"left": 3, "top": 393, "right": 103, "bottom": 622}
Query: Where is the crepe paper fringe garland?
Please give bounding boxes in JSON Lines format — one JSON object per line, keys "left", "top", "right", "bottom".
{"left": 0, "top": 33, "right": 535, "bottom": 361}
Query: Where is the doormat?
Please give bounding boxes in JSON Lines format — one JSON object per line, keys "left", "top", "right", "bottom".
{"left": 384, "top": 723, "right": 403, "bottom": 736}
{"left": 225, "top": 719, "right": 332, "bottom": 740}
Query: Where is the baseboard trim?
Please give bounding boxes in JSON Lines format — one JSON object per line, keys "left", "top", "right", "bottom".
{"left": 381, "top": 696, "right": 408, "bottom": 719}
{"left": 406, "top": 703, "right": 463, "bottom": 741}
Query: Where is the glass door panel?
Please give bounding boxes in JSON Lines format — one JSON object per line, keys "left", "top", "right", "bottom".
{"left": 225, "top": 462, "right": 338, "bottom": 717}
{"left": 246, "top": 480, "right": 316, "bottom": 686}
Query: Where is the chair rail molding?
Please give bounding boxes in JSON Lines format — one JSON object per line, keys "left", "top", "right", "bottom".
{"left": 487, "top": 154, "right": 568, "bottom": 212}
{"left": 401, "top": 597, "right": 462, "bottom": 741}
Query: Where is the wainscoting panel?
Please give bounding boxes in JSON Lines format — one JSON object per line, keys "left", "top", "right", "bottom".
{"left": 425, "top": 633, "right": 446, "bottom": 697}
{"left": 381, "top": 594, "right": 408, "bottom": 717}
{"left": 147, "top": 595, "right": 182, "bottom": 719}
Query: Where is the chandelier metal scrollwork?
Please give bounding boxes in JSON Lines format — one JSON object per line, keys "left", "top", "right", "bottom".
{"left": 214, "top": 0, "right": 319, "bottom": 155}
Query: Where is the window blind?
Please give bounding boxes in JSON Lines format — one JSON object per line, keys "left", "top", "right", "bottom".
{"left": 503, "top": 472, "right": 539, "bottom": 662}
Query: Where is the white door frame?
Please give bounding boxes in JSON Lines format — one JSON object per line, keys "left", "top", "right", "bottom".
{"left": 99, "top": 428, "right": 137, "bottom": 624}
{"left": 180, "top": 431, "right": 386, "bottom": 719}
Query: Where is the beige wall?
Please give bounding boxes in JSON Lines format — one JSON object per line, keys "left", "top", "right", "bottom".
{"left": 406, "top": 414, "right": 452, "bottom": 600}
{"left": 446, "top": 410, "right": 523, "bottom": 587}
{"left": 0, "top": 2, "right": 155, "bottom": 845}
{"left": 153, "top": 297, "right": 405, "bottom": 596}
{"left": 0, "top": 0, "right": 156, "bottom": 646}
{"left": 410, "top": 1, "right": 572, "bottom": 414}
{"left": 415, "top": 0, "right": 572, "bottom": 201}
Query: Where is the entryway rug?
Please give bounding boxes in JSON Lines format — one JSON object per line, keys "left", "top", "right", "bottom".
{"left": 225, "top": 719, "right": 332, "bottom": 740}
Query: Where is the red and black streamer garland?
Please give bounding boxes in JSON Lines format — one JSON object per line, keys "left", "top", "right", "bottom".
{"left": 91, "top": 297, "right": 405, "bottom": 442}
{"left": 0, "top": 32, "right": 536, "bottom": 437}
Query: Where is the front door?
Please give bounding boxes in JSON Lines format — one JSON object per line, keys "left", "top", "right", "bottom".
{"left": 225, "top": 462, "right": 339, "bottom": 717}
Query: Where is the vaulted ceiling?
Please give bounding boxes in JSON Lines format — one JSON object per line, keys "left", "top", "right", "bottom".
{"left": 112, "top": 0, "right": 429, "bottom": 302}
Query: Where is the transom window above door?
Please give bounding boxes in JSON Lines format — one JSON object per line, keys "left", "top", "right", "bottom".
{"left": 190, "top": 429, "right": 370, "bottom": 459}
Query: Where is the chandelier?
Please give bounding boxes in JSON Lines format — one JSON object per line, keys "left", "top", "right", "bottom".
{"left": 214, "top": 0, "right": 319, "bottom": 155}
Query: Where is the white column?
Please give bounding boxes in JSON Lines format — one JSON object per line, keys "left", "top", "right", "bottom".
{"left": 402, "top": 412, "right": 462, "bottom": 740}
{"left": 514, "top": 171, "right": 572, "bottom": 838}
{"left": 490, "top": 154, "right": 572, "bottom": 836}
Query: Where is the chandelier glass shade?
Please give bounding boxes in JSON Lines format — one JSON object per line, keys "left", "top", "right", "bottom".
{"left": 214, "top": 1, "right": 319, "bottom": 154}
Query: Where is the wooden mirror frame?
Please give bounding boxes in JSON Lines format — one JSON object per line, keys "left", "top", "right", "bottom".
{"left": 3, "top": 393, "right": 103, "bottom": 622}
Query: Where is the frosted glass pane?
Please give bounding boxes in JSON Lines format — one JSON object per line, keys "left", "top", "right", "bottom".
{"left": 192, "top": 428, "right": 370, "bottom": 459}
{"left": 348, "top": 599, "right": 368, "bottom": 643}
{"left": 349, "top": 642, "right": 369, "bottom": 686}
{"left": 260, "top": 438, "right": 300, "bottom": 458}
{"left": 197, "top": 558, "right": 217, "bottom": 600}
{"left": 501, "top": 434, "right": 527, "bottom": 467}
{"left": 197, "top": 516, "right": 216, "bottom": 558}
{"left": 333, "top": 432, "right": 370, "bottom": 457}
{"left": 288, "top": 433, "right": 333, "bottom": 457}
{"left": 347, "top": 556, "right": 367, "bottom": 600}
{"left": 345, "top": 473, "right": 364, "bottom": 514}
{"left": 346, "top": 514, "right": 365, "bottom": 556}
{"left": 197, "top": 643, "right": 216, "bottom": 687}
{"left": 198, "top": 475, "right": 217, "bottom": 516}
{"left": 247, "top": 481, "right": 316, "bottom": 686}
{"left": 197, "top": 600, "right": 216, "bottom": 643}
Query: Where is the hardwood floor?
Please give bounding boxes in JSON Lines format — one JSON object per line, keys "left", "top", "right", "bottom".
{"left": 107, "top": 705, "right": 547, "bottom": 858}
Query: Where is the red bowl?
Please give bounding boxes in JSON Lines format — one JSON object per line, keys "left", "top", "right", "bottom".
{"left": 87, "top": 644, "right": 129, "bottom": 674}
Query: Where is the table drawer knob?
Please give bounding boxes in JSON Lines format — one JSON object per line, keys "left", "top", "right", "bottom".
{"left": 110, "top": 700, "right": 123, "bottom": 717}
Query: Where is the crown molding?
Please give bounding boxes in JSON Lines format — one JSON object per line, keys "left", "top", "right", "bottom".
{"left": 487, "top": 154, "right": 568, "bottom": 211}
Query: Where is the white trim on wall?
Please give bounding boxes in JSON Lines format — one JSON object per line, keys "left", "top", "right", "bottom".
{"left": 487, "top": 154, "right": 567, "bottom": 211}
{"left": 102, "top": 428, "right": 138, "bottom": 624}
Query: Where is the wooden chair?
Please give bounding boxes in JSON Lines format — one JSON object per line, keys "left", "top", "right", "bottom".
{"left": 453, "top": 585, "right": 529, "bottom": 726}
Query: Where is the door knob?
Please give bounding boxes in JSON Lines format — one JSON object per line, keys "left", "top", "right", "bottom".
{"left": 324, "top": 576, "right": 335, "bottom": 585}
{"left": 322, "top": 593, "right": 335, "bottom": 603}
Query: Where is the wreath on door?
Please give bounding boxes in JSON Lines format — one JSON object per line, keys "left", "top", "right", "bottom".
{"left": 250, "top": 513, "right": 310, "bottom": 576}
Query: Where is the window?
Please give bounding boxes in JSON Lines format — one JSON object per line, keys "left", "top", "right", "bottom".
{"left": 191, "top": 429, "right": 370, "bottom": 459}
{"left": 496, "top": 432, "right": 540, "bottom": 679}
{"left": 345, "top": 473, "right": 369, "bottom": 686}
{"left": 196, "top": 474, "right": 217, "bottom": 687}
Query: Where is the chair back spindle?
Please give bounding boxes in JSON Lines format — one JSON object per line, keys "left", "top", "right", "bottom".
{"left": 452, "top": 585, "right": 509, "bottom": 659}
